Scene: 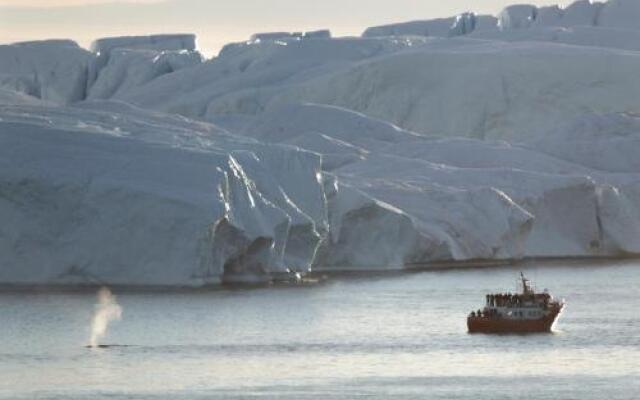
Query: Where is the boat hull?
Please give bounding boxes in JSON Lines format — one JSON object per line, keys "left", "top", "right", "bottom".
{"left": 467, "top": 306, "right": 562, "bottom": 334}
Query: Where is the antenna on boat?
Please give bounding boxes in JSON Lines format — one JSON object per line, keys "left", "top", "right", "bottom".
{"left": 520, "top": 272, "right": 532, "bottom": 295}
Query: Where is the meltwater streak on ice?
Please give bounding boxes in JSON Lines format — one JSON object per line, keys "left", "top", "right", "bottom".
{"left": 88, "top": 287, "right": 122, "bottom": 348}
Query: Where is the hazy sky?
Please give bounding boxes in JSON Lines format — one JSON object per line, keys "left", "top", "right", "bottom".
{"left": 0, "top": 0, "right": 570, "bottom": 56}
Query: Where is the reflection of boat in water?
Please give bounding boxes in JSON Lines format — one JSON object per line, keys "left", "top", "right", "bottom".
{"left": 467, "top": 272, "right": 564, "bottom": 334}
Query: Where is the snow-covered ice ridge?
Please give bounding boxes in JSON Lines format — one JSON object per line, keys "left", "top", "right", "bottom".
{"left": 364, "top": 0, "right": 640, "bottom": 38}
{"left": 2, "top": 0, "right": 640, "bottom": 285}
{"left": 0, "top": 35, "right": 203, "bottom": 105}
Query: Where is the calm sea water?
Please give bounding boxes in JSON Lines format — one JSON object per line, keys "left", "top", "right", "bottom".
{"left": 1, "top": 262, "right": 639, "bottom": 399}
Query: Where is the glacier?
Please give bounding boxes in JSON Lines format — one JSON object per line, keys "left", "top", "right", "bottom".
{"left": 2, "top": 0, "right": 640, "bottom": 285}
{"left": 0, "top": 102, "right": 327, "bottom": 285}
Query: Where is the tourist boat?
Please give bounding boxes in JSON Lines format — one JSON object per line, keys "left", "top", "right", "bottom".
{"left": 467, "top": 272, "right": 564, "bottom": 334}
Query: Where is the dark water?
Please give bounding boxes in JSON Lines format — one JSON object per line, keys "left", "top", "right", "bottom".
{"left": 1, "top": 262, "right": 639, "bottom": 399}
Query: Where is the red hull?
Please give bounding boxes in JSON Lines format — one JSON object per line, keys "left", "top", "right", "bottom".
{"left": 467, "top": 306, "right": 562, "bottom": 334}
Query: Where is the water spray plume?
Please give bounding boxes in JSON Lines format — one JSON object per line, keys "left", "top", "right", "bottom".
{"left": 88, "top": 287, "right": 122, "bottom": 348}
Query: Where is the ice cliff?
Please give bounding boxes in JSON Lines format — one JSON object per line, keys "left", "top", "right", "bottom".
{"left": 363, "top": 0, "right": 640, "bottom": 38}
{"left": 0, "top": 40, "right": 93, "bottom": 104}
{"left": 2, "top": 0, "right": 640, "bottom": 285}
{"left": 0, "top": 35, "right": 203, "bottom": 105}
{"left": 0, "top": 102, "right": 327, "bottom": 285}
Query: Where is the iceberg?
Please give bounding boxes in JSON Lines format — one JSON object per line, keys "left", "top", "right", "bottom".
{"left": 563, "top": 0, "right": 603, "bottom": 26}
{"left": 91, "top": 34, "right": 197, "bottom": 64}
{"left": 3, "top": 0, "right": 640, "bottom": 286}
{"left": 0, "top": 102, "right": 325, "bottom": 285}
{"left": 360, "top": 0, "right": 640, "bottom": 42}
{"left": 599, "top": 0, "right": 640, "bottom": 30}
{"left": 498, "top": 5, "right": 539, "bottom": 30}
{"left": 364, "top": 17, "right": 458, "bottom": 38}
{"left": 363, "top": 14, "right": 499, "bottom": 38}
{"left": 0, "top": 40, "right": 93, "bottom": 104}
{"left": 240, "top": 103, "right": 635, "bottom": 260}
{"left": 531, "top": 6, "right": 564, "bottom": 27}
{"left": 88, "top": 48, "right": 203, "bottom": 100}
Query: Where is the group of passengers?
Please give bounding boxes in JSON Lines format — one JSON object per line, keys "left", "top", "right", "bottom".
{"left": 470, "top": 308, "right": 497, "bottom": 319}
{"left": 485, "top": 293, "right": 526, "bottom": 307}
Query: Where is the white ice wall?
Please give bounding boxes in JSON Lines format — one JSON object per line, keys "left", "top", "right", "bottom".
{"left": 0, "top": 103, "right": 326, "bottom": 285}
{"left": 3, "top": 0, "right": 640, "bottom": 285}
{"left": 599, "top": 0, "right": 640, "bottom": 30}
{"left": 0, "top": 40, "right": 93, "bottom": 104}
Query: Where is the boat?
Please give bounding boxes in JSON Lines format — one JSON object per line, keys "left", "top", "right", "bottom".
{"left": 467, "top": 272, "right": 564, "bottom": 334}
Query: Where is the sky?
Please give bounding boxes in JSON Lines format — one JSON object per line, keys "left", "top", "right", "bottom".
{"left": 0, "top": 0, "right": 570, "bottom": 56}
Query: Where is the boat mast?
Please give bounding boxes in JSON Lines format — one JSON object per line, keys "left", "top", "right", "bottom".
{"left": 520, "top": 272, "right": 532, "bottom": 295}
